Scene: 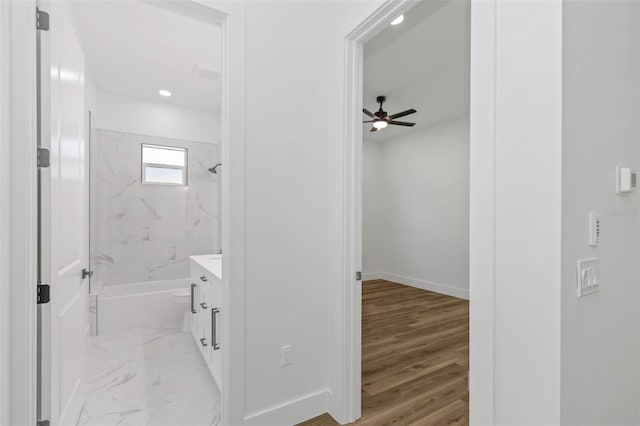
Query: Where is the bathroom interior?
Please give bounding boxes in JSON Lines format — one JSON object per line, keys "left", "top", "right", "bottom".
{"left": 70, "top": 2, "right": 225, "bottom": 424}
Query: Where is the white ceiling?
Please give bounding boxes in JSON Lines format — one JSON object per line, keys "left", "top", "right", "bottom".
{"left": 363, "top": 0, "right": 470, "bottom": 141}
{"left": 70, "top": 1, "right": 222, "bottom": 110}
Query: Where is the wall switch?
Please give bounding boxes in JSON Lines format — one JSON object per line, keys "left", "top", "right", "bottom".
{"left": 281, "top": 345, "right": 293, "bottom": 367}
{"left": 589, "top": 212, "right": 600, "bottom": 246}
{"left": 576, "top": 258, "right": 599, "bottom": 298}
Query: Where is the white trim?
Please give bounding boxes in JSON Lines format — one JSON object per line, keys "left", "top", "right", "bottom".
{"left": 244, "top": 389, "right": 331, "bottom": 426}
{"left": 361, "top": 272, "right": 382, "bottom": 281}
{"left": 339, "top": 0, "right": 497, "bottom": 424}
{"left": 375, "top": 273, "right": 469, "bottom": 300}
{"left": 468, "top": 0, "right": 497, "bottom": 423}
{"left": 189, "top": 2, "right": 246, "bottom": 425}
{"left": 361, "top": 272, "right": 469, "bottom": 300}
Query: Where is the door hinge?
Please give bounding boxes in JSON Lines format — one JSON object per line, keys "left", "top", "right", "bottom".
{"left": 36, "top": 8, "right": 49, "bottom": 31}
{"left": 37, "top": 283, "right": 50, "bottom": 304}
{"left": 37, "top": 147, "right": 50, "bottom": 168}
{"left": 356, "top": 271, "right": 362, "bottom": 281}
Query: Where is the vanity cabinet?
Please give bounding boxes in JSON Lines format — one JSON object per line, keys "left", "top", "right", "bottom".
{"left": 189, "top": 255, "right": 223, "bottom": 389}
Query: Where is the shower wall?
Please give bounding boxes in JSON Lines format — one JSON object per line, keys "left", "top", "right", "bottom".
{"left": 91, "top": 129, "right": 219, "bottom": 289}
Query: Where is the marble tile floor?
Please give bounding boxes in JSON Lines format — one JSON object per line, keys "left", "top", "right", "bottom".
{"left": 78, "top": 327, "right": 220, "bottom": 426}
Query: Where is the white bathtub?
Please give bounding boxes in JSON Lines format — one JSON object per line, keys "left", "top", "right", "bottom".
{"left": 98, "top": 278, "right": 191, "bottom": 335}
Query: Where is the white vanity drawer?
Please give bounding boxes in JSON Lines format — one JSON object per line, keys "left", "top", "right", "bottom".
{"left": 190, "top": 262, "right": 209, "bottom": 284}
{"left": 189, "top": 255, "right": 223, "bottom": 390}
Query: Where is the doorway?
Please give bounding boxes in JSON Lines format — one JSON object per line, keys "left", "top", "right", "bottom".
{"left": 322, "top": 0, "right": 490, "bottom": 423}
{"left": 359, "top": 1, "right": 471, "bottom": 421}
{"left": 33, "top": 2, "right": 238, "bottom": 425}
{"left": 303, "top": 2, "right": 472, "bottom": 425}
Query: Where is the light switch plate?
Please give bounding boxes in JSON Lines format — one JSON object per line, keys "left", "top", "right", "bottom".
{"left": 576, "top": 258, "right": 599, "bottom": 298}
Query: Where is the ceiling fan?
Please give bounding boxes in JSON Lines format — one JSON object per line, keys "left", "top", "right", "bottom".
{"left": 363, "top": 96, "right": 417, "bottom": 132}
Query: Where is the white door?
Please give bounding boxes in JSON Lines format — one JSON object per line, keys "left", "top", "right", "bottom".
{"left": 39, "top": 2, "right": 88, "bottom": 425}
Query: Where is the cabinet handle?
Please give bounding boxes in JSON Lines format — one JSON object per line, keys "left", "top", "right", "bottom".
{"left": 212, "top": 308, "right": 220, "bottom": 350}
{"left": 190, "top": 283, "right": 197, "bottom": 314}
{"left": 200, "top": 337, "right": 208, "bottom": 347}
{"left": 200, "top": 302, "right": 208, "bottom": 309}
{"left": 200, "top": 275, "right": 208, "bottom": 282}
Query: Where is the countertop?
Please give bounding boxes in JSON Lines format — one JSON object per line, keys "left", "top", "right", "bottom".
{"left": 190, "top": 254, "right": 222, "bottom": 280}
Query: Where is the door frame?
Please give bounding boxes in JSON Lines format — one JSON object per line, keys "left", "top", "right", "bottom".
{"left": 338, "top": 0, "right": 497, "bottom": 423}
{"left": 195, "top": 2, "right": 247, "bottom": 424}
{"left": 1, "top": 1, "right": 246, "bottom": 425}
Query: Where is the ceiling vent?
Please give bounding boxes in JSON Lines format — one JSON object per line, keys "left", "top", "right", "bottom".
{"left": 192, "top": 64, "right": 221, "bottom": 81}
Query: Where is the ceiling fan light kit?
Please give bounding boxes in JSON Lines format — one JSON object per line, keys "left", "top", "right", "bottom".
{"left": 373, "top": 120, "right": 388, "bottom": 130}
{"left": 363, "top": 95, "right": 417, "bottom": 132}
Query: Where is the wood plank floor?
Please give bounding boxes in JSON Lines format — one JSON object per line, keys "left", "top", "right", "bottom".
{"left": 299, "top": 279, "right": 469, "bottom": 426}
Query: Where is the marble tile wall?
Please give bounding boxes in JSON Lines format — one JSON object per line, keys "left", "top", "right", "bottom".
{"left": 91, "top": 130, "right": 219, "bottom": 288}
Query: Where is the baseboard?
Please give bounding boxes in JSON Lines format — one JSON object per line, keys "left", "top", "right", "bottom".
{"left": 243, "top": 388, "right": 332, "bottom": 426}
{"left": 378, "top": 272, "right": 469, "bottom": 300}
{"left": 361, "top": 272, "right": 382, "bottom": 281}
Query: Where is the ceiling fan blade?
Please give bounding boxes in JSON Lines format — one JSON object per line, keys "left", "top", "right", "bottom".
{"left": 363, "top": 120, "right": 375, "bottom": 123}
{"left": 388, "top": 109, "right": 417, "bottom": 120}
{"left": 363, "top": 108, "right": 376, "bottom": 118}
{"left": 389, "top": 121, "right": 416, "bottom": 127}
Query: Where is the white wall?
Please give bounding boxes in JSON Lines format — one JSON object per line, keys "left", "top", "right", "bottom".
{"left": 243, "top": 1, "right": 563, "bottom": 424}
{"left": 561, "top": 2, "right": 640, "bottom": 424}
{"left": 494, "top": 2, "right": 563, "bottom": 421}
{"left": 241, "top": 1, "right": 383, "bottom": 424}
{"left": 96, "top": 92, "right": 220, "bottom": 144}
{"left": 363, "top": 116, "right": 470, "bottom": 298}
{"left": 362, "top": 139, "right": 384, "bottom": 276}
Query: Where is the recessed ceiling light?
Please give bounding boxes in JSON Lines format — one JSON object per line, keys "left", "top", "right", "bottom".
{"left": 390, "top": 15, "right": 404, "bottom": 26}
{"left": 158, "top": 90, "right": 172, "bottom": 97}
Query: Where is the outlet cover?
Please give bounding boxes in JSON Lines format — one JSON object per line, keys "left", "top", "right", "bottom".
{"left": 281, "top": 345, "right": 293, "bottom": 367}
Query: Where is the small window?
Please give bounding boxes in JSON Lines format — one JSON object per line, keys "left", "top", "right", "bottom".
{"left": 141, "top": 144, "right": 187, "bottom": 186}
